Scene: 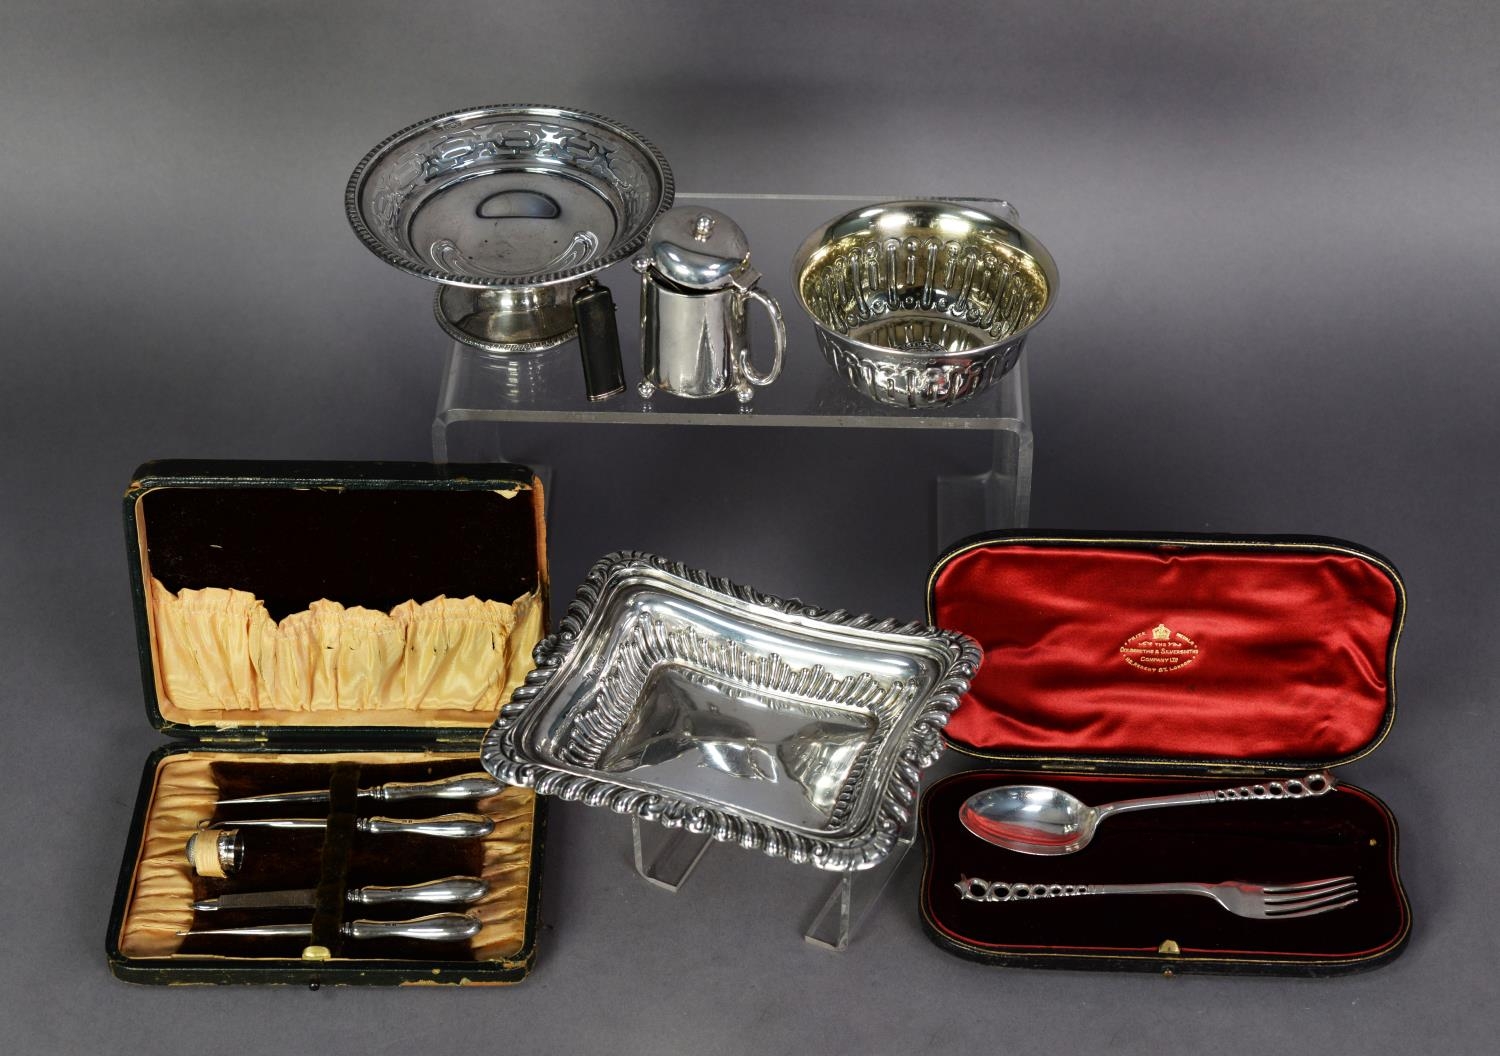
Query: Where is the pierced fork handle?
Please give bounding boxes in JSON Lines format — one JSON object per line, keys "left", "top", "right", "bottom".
{"left": 956, "top": 877, "right": 1098, "bottom": 902}
{"left": 955, "top": 876, "right": 1211, "bottom": 902}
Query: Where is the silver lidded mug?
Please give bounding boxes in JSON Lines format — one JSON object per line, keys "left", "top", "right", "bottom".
{"left": 634, "top": 207, "right": 786, "bottom": 402}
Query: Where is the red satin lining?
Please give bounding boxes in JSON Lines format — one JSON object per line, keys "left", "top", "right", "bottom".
{"left": 933, "top": 545, "right": 1398, "bottom": 761}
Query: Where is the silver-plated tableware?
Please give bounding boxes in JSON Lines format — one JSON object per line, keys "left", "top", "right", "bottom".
{"left": 481, "top": 552, "right": 980, "bottom": 872}
{"left": 179, "top": 912, "right": 483, "bottom": 942}
{"left": 210, "top": 813, "right": 495, "bottom": 838}
{"left": 958, "top": 772, "right": 1337, "bottom": 856}
{"left": 193, "top": 876, "right": 490, "bottom": 912}
{"left": 217, "top": 773, "right": 503, "bottom": 807}
{"left": 954, "top": 875, "right": 1359, "bottom": 919}
{"left": 792, "top": 200, "right": 1057, "bottom": 408}
{"left": 346, "top": 105, "right": 674, "bottom": 355}
{"left": 634, "top": 207, "right": 786, "bottom": 402}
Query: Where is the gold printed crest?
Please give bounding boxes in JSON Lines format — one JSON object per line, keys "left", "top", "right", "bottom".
{"left": 1120, "top": 623, "right": 1199, "bottom": 673}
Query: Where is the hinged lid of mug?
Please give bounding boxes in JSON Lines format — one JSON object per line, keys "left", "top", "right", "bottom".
{"left": 639, "top": 207, "right": 754, "bottom": 290}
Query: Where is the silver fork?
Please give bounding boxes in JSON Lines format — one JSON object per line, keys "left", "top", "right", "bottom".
{"left": 954, "top": 875, "right": 1359, "bottom": 919}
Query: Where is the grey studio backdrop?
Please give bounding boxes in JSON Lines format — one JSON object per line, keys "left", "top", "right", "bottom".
{"left": 2, "top": 1, "right": 1497, "bottom": 1052}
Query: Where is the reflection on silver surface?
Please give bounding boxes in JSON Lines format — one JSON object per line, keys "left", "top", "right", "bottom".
{"left": 582, "top": 625, "right": 888, "bottom": 829}
{"left": 346, "top": 105, "right": 673, "bottom": 351}
{"left": 792, "top": 200, "right": 1057, "bottom": 408}
{"left": 636, "top": 206, "right": 786, "bottom": 402}
{"left": 958, "top": 772, "right": 1338, "bottom": 856}
{"left": 482, "top": 552, "right": 980, "bottom": 871}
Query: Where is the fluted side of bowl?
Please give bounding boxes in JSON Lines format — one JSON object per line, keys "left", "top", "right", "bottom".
{"left": 814, "top": 328, "right": 1028, "bottom": 409}
{"left": 793, "top": 201, "right": 1057, "bottom": 408}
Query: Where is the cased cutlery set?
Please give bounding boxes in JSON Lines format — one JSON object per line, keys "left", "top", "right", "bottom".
{"left": 105, "top": 107, "right": 1410, "bottom": 986}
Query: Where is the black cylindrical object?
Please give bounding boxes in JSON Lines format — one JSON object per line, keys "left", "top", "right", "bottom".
{"left": 574, "top": 280, "right": 625, "bottom": 401}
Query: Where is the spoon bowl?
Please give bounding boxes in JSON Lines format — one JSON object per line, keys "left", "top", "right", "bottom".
{"left": 959, "top": 772, "right": 1335, "bottom": 856}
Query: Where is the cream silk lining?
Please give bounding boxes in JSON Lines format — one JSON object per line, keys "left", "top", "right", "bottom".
{"left": 149, "top": 580, "right": 542, "bottom": 726}
{"left": 117, "top": 751, "right": 537, "bottom": 964}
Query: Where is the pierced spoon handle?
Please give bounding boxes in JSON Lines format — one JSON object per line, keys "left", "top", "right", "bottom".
{"left": 1208, "top": 772, "right": 1336, "bottom": 801}
{"left": 1099, "top": 771, "right": 1336, "bottom": 821}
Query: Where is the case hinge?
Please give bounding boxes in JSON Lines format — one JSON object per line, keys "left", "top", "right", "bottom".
{"left": 196, "top": 731, "right": 270, "bottom": 747}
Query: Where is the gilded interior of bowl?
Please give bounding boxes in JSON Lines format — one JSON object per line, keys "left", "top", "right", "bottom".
{"left": 347, "top": 106, "right": 673, "bottom": 288}
{"left": 794, "top": 203, "right": 1055, "bottom": 355}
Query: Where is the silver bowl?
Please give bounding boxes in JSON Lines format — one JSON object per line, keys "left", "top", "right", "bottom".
{"left": 347, "top": 105, "right": 673, "bottom": 352}
{"left": 481, "top": 552, "right": 979, "bottom": 872}
{"left": 792, "top": 200, "right": 1057, "bottom": 408}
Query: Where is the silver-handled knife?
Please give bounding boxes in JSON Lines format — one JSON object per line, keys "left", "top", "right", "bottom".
{"left": 178, "top": 912, "right": 483, "bottom": 943}
{"left": 210, "top": 813, "right": 495, "bottom": 839}
{"left": 217, "top": 772, "right": 504, "bottom": 807}
{"left": 193, "top": 876, "right": 489, "bottom": 912}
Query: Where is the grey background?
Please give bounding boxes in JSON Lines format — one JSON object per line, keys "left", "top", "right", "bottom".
{"left": 3, "top": 0, "right": 1498, "bottom": 1052}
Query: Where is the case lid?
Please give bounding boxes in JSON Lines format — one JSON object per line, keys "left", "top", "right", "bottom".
{"left": 125, "top": 461, "right": 548, "bottom": 742}
{"left": 926, "top": 532, "right": 1404, "bottom": 773}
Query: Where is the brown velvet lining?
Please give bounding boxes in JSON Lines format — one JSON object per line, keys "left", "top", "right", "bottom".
{"left": 920, "top": 770, "right": 1407, "bottom": 967}
{"left": 118, "top": 752, "right": 537, "bottom": 964}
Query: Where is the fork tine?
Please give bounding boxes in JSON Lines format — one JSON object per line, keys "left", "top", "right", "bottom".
{"left": 1265, "top": 895, "right": 1359, "bottom": 919}
{"left": 1264, "top": 880, "right": 1358, "bottom": 905}
{"left": 1260, "top": 875, "right": 1355, "bottom": 894}
{"left": 1265, "top": 888, "right": 1358, "bottom": 912}
{"left": 1266, "top": 888, "right": 1362, "bottom": 912}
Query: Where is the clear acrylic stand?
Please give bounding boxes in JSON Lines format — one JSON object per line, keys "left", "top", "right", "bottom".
{"left": 432, "top": 193, "right": 1033, "bottom": 544}
{"left": 431, "top": 194, "right": 1034, "bottom": 947}
{"left": 629, "top": 811, "right": 919, "bottom": 951}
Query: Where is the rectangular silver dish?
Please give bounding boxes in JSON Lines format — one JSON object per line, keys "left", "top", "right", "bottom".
{"left": 481, "top": 552, "right": 980, "bottom": 871}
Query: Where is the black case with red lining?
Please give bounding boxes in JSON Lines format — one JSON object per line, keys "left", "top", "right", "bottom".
{"left": 920, "top": 531, "right": 1410, "bottom": 976}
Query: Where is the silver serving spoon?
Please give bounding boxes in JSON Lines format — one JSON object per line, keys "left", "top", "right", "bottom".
{"left": 958, "top": 771, "right": 1335, "bottom": 855}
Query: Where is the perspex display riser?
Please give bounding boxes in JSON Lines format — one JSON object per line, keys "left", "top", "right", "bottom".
{"left": 431, "top": 192, "right": 1032, "bottom": 546}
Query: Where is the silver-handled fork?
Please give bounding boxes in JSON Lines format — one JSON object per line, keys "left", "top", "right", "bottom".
{"left": 954, "top": 875, "right": 1358, "bottom": 920}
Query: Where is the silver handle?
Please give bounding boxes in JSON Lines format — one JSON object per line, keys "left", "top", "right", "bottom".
{"left": 358, "top": 813, "right": 495, "bottom": 839}
{"left": 349, "top": 876, "right": 490, "bottom": 906}
{"left": 342, "top": 913, "right": 483, "bottom": 942}
{"left": 737, "top": 286, "right": 786, "bottom": 387}
{"left": 370, "top": 774, "right": 504, "bottom": 802}
{"left": 956, "top": 878, "right": 1204, "bottom": 902}
{"left": 1095, "top": 771, "right": 1336, "bottom": 824}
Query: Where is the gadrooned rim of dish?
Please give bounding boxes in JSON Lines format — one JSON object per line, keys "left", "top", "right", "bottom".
{"left": 481, "top": 551, "right": 981, "bottom": 872}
